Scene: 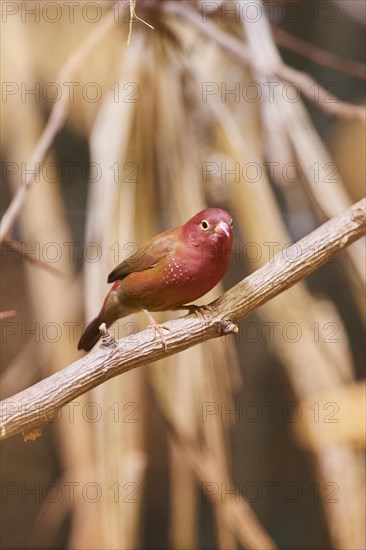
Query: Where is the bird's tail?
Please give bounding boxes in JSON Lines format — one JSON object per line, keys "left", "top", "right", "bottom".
{"left": 78, "top": 282, "right": 133, "bottom": 352}
{"left": 78, "top": 314, "right": 105, "bottom": 351}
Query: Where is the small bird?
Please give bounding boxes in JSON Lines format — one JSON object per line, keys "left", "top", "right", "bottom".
{"left": 78, "top": 208, "right": 234, "bottom": 351}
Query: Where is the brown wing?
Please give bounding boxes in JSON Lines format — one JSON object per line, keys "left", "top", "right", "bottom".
{"left": 107, "top": 228, "right": 179, "bottom": 283}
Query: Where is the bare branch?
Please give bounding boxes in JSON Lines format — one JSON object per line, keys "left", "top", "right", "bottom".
{"left": 1, "top": 199, "right": 365, "bottom": 441}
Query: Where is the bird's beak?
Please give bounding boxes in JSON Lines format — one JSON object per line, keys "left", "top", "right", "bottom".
{"left": 214, "top": 221, "right": 231, "bottom": 238}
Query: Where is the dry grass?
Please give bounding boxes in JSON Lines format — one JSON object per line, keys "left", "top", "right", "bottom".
{"left": 1, "top": 1, "right": 365, "bottom": 549}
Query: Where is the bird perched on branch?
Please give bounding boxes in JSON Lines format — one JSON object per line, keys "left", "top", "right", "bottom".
{"left": 78, "top": 208, "right": 234, "bottom": 351}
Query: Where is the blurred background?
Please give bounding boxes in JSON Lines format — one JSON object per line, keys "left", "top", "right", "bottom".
{"left": 1, "top": 1, "right": 365, "bottom": 549}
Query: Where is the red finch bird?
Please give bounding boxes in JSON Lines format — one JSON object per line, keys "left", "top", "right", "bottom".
{"left": 78, "top": 208, "right": 234, "bottom": 351}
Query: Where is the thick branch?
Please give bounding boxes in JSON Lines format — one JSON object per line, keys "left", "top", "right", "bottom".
{"left": 1, "top": 199, "right": 365, "bottom": 441}
{"left": 0, "top": 199, "right": 366, "bottom": 439}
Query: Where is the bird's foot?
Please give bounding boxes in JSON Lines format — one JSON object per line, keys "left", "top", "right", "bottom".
{"left": 143, "top": 309, "right": 170, "bottom": 351}
{"left": 178, "top": 304, "right": 212, "bottom": 323}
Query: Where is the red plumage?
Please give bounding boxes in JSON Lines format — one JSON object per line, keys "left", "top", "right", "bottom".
{"left": 78, "top": 208, "right": 234, "bottom": 351}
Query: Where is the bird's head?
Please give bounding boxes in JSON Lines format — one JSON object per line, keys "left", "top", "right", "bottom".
{"left": 182, "top": 208, "right": 234, "bottom": 250}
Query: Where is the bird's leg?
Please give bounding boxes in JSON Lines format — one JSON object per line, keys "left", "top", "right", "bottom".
{"left": 142, "top": 308, "right": 170, "bottom": 351}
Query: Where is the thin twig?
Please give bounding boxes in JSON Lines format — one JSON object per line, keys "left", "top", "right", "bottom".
{"left": 0, "top": 199, "right": 364, "bottom": 441}
{"left": 3, "top": 239, "right": 63, "bottom": 277}
{"left": 164, "top": 2, "right": 365, "bottom": 121}
{"left": 279, "top": 63, "right": 365, "bottom": 119}
{"left": 272, "top": 26, "right": 366, "bottom": 81}
{"left": 0, "top": 310, "right": 16, "bottom": 320}
{"left": 0, "top": 1, "right": 125, "bottom": 244}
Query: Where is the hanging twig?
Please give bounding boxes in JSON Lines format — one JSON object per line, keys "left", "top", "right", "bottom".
{"left": 127, "top": 0, "right": 154, "bottom": 45}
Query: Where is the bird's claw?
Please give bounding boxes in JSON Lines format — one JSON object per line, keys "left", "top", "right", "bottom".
{"left": 149, "top": 323, "right": 170, "bottom": 351}
{"left": 184, "top": 304, "right": 212, "bottom": 323}
{"left": 143, "top": 308, "right": 170, "bottom": 351}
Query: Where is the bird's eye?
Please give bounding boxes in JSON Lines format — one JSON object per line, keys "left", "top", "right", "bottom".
{"left": 201, "top": 220, "right": 210, "bottom": 231}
